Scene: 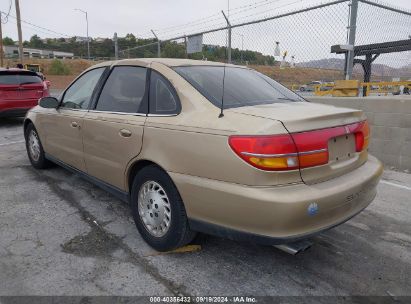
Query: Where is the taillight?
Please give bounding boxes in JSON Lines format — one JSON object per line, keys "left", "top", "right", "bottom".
{"left": 229, "top": 120, "right": 369, "bottom": 171}
{"left": 228, "top": 134, "right": 299, "bottom": 171}
{"left": 352, "top": 120, "right": 370, "bottom": 152}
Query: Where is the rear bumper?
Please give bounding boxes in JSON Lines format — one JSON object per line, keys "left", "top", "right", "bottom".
{"left": 170, "top": 155, "right": 383, "bottom": 245}
{"left": 0, "top": 99, "right": 38, "bottom": 117}
{"left": 0, "top": 107, "right": 31, "bottom": 117}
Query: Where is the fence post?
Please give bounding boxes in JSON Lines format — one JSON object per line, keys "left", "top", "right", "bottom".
{"left": 184, "top": 36, "right": 188, "bottom": 58}
{"left": 222, "top": 10, "right": 232, "bottom": 63}
{"left": 345, "top": 0, "right": 359, "bottom": 80}
{"left": 151, "top": 30, "right": 161, "bottom": 58}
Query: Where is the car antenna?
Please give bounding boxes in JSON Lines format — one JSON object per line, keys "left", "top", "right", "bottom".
{"left": 219, "top": 64, "right": 226, "bottom": 118}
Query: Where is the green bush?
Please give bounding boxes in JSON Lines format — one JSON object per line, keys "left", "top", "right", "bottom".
{"left": 48, "top": 59, "right": 71, "bottom": 75}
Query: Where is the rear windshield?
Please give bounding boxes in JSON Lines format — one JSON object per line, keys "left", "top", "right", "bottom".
{"left": 173, "top": 66, "right": 304, "bottom": 109}
{"left": 0, "top": 72, "right": 42, "bottom": 85}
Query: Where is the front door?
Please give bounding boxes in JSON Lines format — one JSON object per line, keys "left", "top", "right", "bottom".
{"left": 82, "top": 66, "right": 148, "bottom": 190}
{"left": 43, "top": 67, "right": 106, "bottom": 171}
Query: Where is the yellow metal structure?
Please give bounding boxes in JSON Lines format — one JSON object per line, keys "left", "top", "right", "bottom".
{"left": 24, "top": 64, "right": 42, "bottom": 73}
{"left": 331, "top": 80, "right": 360, "bottom": 97}
{"left": 361, "top": 81, "right": 411, "bottom": 96}
{"left": 306, "top": 80, "right": 411, "bottom": 97}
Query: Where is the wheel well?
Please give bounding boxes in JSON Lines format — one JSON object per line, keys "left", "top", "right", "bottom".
{"left": 23, "top": 119, "right": 33, "bottom": 136}
{"left": 127, "top": 160, "right": 164, "bottom": 192}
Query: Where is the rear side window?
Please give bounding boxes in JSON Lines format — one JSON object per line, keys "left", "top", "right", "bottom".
{"left": 0, "top": 72, "right": 42, "bottom": 85}
{"left": 96, "top": 66, "right": 147, "bottom": 113}
{"left": 149, "top": 71, "right": 180, "bottom": 115}
{"left": 173, "top": 66, "right": 304, "bottom": 109}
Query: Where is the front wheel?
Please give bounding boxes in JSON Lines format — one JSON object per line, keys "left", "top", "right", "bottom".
{"left": 130, "top": 165, "right": 196, "bottom": 252}
{"left": 25, "top": 123, "right": 52, "bottom": 169}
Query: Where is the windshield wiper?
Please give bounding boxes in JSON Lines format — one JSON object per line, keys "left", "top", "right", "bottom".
{"left": 19, "top": 82, "right": 38, "bottom": 85}
{"left": 277, "top": 97, "right": 298, "bottom": 101}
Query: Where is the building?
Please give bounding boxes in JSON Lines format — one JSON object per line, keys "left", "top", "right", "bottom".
{"left": 75, "top": 36, "right": 91, "bottom": 43}
{"left": 2, "top": 46, "right": 74, "bottom": 59}
{"left": 94, "top": 37, "right": 106, "bottom": 43}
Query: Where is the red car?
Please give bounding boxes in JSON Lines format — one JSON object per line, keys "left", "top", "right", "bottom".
{"left": 0, "top": 68, "right": 50, "bottom": 117}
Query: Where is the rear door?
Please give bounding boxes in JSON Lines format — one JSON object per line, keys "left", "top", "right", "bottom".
{"left": 41, "top": 67, "right": 106, "bottom": 171}
{"left": 82, "top": 65, "right": 148, "bottom": 190}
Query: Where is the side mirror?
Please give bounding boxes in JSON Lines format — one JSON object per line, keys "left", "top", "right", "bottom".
{"left": 39, "top": 96, "right": 59, "bottom": 109}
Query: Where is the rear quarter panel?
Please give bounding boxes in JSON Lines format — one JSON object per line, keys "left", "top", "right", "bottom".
{"left": 126, "top": 62, "right": 302, "bottom": 190}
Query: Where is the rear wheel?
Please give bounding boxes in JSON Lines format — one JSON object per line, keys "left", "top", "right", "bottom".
{"left": 130, "top": 165, "right": 196, "bottom": 251}
{"left": 25, "top": 123, "right": 52, "bottom": 169}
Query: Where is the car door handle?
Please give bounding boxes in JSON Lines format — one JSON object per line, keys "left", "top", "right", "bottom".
{"left": 71, "top": 121, "right": 79, "bottom": 128}
{"left": 119, "top": 129, "right": 132, "bottom": 138}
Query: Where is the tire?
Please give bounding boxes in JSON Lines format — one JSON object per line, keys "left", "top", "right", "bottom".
{"left": 25, "top": 123, "right": 52, "bottom": 169}
{"left": 130, "top": 165, "right": 196, "bottom": 251}
{"left": 299, "top": 87, "right": 305, "bottom": 92}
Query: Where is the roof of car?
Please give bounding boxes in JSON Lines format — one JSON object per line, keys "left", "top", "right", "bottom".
{"left": 0, "top": 68, "right": 30, "bottom": 72}
{"left": 0, "top": 68, "right": 39, "bottom": 75}
{"left": 90, "top": 58, "right": 237, "bottom": 69}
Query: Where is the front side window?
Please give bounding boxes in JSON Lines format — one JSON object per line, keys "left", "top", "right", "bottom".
{"left": 95, "top": 66, "right": 147, "bottom": 113}
{"left": 61, "top": 68, "right": 105, "bottom": 109}
{"left": 149, "top": 71, "right": 180, "bottom": 115}
{"left": 174, "top": 66, "right": 304, "bottom": 109}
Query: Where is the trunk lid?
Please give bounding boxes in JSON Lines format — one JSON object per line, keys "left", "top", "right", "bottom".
{"left": 0, "top": 83, "right": 45, "bottom": 101}
{"left": 0, "top": 71, "right": 45, "bottom": 103}
{"left": 228, "top": 102, "right": 368, "bottom": 184}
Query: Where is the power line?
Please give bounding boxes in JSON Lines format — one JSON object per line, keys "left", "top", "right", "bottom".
{"left": 6, "top": 12, "right": 73, "bottom": 37}
{"left": 157, "top": 0, "right": 292, "bottom": 38}
{"left": 0, "top": 0, "right": 13, "bottom": 23}
{"left": 229, "top": 0, "right": 284, "bottom": 18}
{"left": 230, "top": 0, "right": 302, "bottom": 24}
{"left": 6, "top": 18, "right": 66, "bottom": 38}
{"left": 153, "top": 0, "right": 278, "bottom": 37}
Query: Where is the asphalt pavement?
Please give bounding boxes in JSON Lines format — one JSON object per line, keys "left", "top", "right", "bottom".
{"left": 0, "top": 117, "right": 410, "bottom": 298}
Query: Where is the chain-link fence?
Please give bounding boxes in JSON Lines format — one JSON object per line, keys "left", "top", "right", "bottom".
{"left": 118, "top": 0, "right": 411, "bottom": 91}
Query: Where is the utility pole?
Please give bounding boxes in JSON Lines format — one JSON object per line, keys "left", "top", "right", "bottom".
{"left": 0, "top": 12, "right": 3, "bottom": 67}
{"left": 345, "top": 0, "right": 358, "bottom": 80}
{"left": 75, "top": 9, "right": 90, "bottom": 59}
{"left": 222, "top": 10, "right": 231, "bottom": 63}
{"left": 15, "top": 0, "right": 23, "bottom": 64}
{"left": 113, "top": 32, "right": 118, "bottom": 60}
{"left": 151, "top": 30, "right": 161, "bottom": 58}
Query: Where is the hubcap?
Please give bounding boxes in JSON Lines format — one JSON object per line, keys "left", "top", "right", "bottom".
{"left": 138, "top": 181, "right": 171, "bottom": 237}
{"left": 28, "top": 130, "right": 41, "bottom": 162}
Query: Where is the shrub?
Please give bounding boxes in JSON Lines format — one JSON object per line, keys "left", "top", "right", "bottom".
{"left": 48, "top": 59, "right": 71, "bottom": 75}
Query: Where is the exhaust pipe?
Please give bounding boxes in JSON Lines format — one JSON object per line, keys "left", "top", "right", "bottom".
{"left": 273, "top": 239, "right": 313, "bottom": 255}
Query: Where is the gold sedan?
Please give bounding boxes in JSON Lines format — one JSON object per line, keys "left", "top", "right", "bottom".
{"left": 24, "top": 59, "right": 383, "bottom": 252}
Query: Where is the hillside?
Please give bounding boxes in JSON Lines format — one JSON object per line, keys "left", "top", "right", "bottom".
{"left": 298, "top": 58, "right": 411, "bottom": 79}
{"left": 6, "top": 57, "right": 405, "bottom": 90}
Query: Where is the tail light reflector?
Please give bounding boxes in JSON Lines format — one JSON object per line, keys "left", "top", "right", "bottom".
{"left": 229, "top": 120, "right": 369, "bottom": 171}
{"left": 228, "top": 134, "right": 299, "bottom": 171}
{"left": 352, "top": 120, "right": 370, "bottom": 152}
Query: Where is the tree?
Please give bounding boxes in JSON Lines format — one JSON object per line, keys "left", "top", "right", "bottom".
{"left": 163, "top": 42, "right": 185, "bottom": 58}
{"left": 2, "top": 37, "right": 15, "bottom": 46}
{"left": 125, "top": 33, "right": 136, "bottom": 44}
{"left": 29, "top": 35, "right": 44, "bottom": 48}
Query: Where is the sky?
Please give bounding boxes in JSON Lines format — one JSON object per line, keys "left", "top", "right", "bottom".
{"left": 0, "top": 0, "right": 410, "bottom": 68}
{"left": 0, "top": 0, "right": 409, "bottom": 40}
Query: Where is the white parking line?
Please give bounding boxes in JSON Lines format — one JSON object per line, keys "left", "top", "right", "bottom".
{"left": 0, "top": 140, "right": 25, "bottom": 147}
{"left": 381, "top": 180, "right": 411, "bottom": 191}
